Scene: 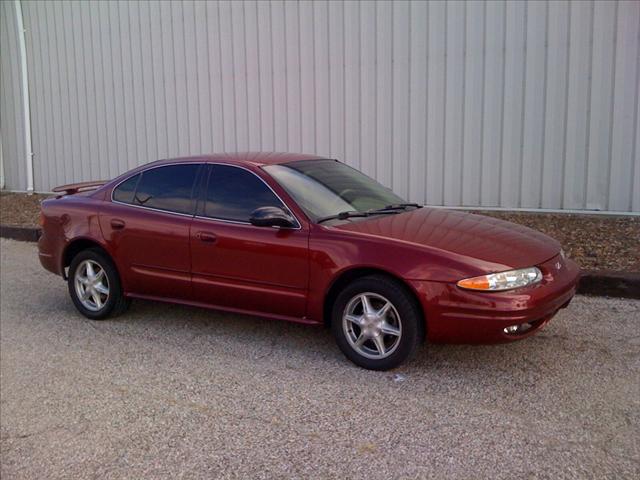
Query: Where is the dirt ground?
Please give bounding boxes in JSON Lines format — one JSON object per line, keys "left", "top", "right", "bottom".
{"left": 1, "top": 191, "right": 638, "bottom": 272}
{"left": 0, "top": 192, "right": 49, "bottom": 227}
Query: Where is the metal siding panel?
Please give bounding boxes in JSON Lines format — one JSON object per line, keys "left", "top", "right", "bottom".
{"left": 480, "top": 0, "right": 505, "bottom": 207}
{"left": 119, "top": 1, "right": 139, "bottom": 168}
{"left": 634, "top": 80, "right": 640, "bottom": 211}
{"left": 98, "top": 1, "right": 121, "bottom": 178}
{"left": 500, "top": 0, "right": 526, "bottom": 208}
{"left": 520, "top": 1, "right": 547, "bottom": 208}
{"left": 68, "top": 1, "right": 90, "bottom": 181}
{"left": 563, "top": 1, "right": 593, "bottom": 210}
{"left": 374, "top": 0, "right": 392, "bottom": 188}
{"left": 108, "top": 1, "right": 129, "bottom": 175}
{"left": 192, "top": 1, "right": 211, "bottom": 154}
{"left": 1, "top": 0, "right": 637, "bottom": 210}
{"left": 313, "top": 1, "right": 330, "bottom": 158}
{"left": 205, "top": 1, "right": 225, "bottom": 153}
{"left": 24, "top": 1, "right": 46, "bottom": 190}
{"left": 10, "top": 1, "right": 26, "bottom": 189}
{"left": 139, "top": 0, "right": 160, "bottom": 161}
{"left": 183, "top": 0, "right": 202, "bottom": 155}
{"left": 359, "top": 1, "right": 376, "bottom": 178}
{"left": 244, "top": 0, "right": 262, "bottom": 151}
{"left": 60, "top": 0, "right": 80, "bottom": 182}
{"left": 408, "top": 0, "right": 428, "bottom": 203}
{"left": 172, "top": 1, "right": 191, "bottom": 154}
{"left": 160, "top": 0, "right": 179, "bottom": 157}
{"left": 443, "top": 1, "right": 465, "bottom": 206}
{"left": 586, "top": 1, "right": 617, "bottom": 211}
{"left": 299, "top": 1, "right": 316, "bottom": 153}
{"left": 328, "top": 0, "right": 345, "bottom": 161}
{"left": 87, "top": 2, "right": 109, "bottom": 181}
{"left": 257, "top": 0, "right": 274, "bottom": 151}
{"left": 344, "top": 0, "right": 361, "bottom": 170}
{"left": 461, "top": 0, "right": 485, "bottom": 207}
{"left": 218, "top": 1, "right": 236, "bottom": 151}
{"left": 270, "top": 1, "right": 288, "bottom": 152}
{"left": 608, "top": 0, "right": 640, "bottom": 211}
{"left": 541, "top": 0, "right": 570, "bottom": 209}
{"left": 47, "top": 1, "right": 67, "bottom": 186}
{"left": 426, "top": 0, "right": 446, "bottom": 205}
{"left": 391, "top": 0, "right": 410, "bottom": 198}
{"left": 284, "top": 1, "right": 301, "bottom": 152}
{"left": 1, "top": 1, "right": 25, "bottom": 190}
{"left": 149, "top": 0, "right": 169, "bottom": 160}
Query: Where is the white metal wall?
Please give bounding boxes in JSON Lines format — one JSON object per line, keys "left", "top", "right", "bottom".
{"left": 1, "top": 0, "right": 639, "bottom": 212}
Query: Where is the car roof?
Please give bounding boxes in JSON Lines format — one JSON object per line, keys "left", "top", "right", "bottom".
{"left": 148, "top": 152, "right": 328, "bottom": 168}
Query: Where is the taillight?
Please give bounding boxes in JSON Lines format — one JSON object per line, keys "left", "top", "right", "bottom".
{"left": 39, "top": 210, "right": 45, "bottom": 227}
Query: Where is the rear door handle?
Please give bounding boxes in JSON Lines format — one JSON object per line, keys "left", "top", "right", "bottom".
{"left": 196, "top": 231, "right": 217, "bottom": 243}
{"left": 110, "top": 218, "right": 125, "bottom": 230}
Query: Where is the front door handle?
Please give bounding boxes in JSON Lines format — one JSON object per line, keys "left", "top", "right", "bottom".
{"left": 110, "top": 218, "right": 125, "bottom": 230}
{"left": 196, "top": 231, "right": 217, "bottom": 243}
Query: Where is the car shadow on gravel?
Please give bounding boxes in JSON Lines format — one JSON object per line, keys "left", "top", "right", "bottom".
{"left": 58, "top": 296, "right": 576, "bottom": 378}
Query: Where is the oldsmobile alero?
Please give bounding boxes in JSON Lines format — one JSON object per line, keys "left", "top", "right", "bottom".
{"left": 38, "top": 153, "right": 580, "bottom": 370}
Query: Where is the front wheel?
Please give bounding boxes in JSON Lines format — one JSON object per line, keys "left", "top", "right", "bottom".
{"left": 331, "top": 275, "right": 422, "bottom": 370}
{"left": 68, "top": 248, "right": 130, "bottom": 320}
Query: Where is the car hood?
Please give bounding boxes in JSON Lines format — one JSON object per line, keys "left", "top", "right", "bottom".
{"left": 331, "top": 207, "right": 560, "bottom": 271}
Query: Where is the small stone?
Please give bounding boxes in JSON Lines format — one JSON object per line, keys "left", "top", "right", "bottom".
{"left": 392, "top": 373, "right": 407, "bottom": 383}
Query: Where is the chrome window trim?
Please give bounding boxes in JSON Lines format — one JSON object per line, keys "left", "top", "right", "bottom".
{"left": 109, "top": 161, "right": 302, "bottom": 230}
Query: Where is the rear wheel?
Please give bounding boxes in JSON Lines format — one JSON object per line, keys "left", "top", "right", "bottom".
{"left": 68, "top": 248, "right": 130, "bottom": 320}
{"left": 331, "top": 275, "right": 422, "bottom": 370}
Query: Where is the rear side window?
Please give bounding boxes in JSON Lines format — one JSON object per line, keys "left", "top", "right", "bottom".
{"left": 129, "top": 164, "right": 200, "bottom": 214}
{"left": 203, "top": 165, "right": 285, "bottom": 222}
{"left": 112, "top": 173, "right": 140, "bottom": 204}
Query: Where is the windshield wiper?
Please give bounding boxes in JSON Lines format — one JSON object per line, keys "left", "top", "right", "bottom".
{"left": 317, "top": 209, "right": 401, "bottom": 224}
{"left": 379, "top": 203, "right": 423, "bottom": 211}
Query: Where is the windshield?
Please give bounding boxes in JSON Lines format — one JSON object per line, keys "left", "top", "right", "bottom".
{"left": 264, "top": 159, "right": 406, "bottom": 222}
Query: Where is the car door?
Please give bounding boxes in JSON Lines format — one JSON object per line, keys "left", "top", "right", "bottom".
{"left": 99, "top": 163, "right": 202, "bottom": 300}
{"left": 190, "top": 164, "right": 309, "bottom": 319}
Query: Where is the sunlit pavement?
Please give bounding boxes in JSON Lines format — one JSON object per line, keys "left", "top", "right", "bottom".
{"left": 1, "top": 239, "right": 639, "bottom": 479}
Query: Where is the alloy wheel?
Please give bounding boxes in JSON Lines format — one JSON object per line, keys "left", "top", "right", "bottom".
{"left": 74, "top": 260, "right": 110, "bottom": 311}
{"left": 342, "top": 292, "right": 402, "bottom": 360}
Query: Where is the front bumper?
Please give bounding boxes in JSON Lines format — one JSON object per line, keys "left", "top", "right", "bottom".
{"left": 410, "top": 254, "right": 580, "bottom": 344}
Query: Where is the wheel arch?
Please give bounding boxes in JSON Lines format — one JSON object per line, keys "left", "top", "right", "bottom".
{"left": 322, "top": 267, "right": 426, "bottom": 340}
{"left": 61, "top": 237, "right": 111, "bottom": 279}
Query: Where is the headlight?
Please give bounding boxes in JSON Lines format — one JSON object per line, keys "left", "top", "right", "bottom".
{"left": 457, "top": 267, "right": 543, "bottom": 291}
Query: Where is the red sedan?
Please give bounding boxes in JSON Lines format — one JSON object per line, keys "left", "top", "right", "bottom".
{"left": 38, "top": 153, "right": 580, "bottom": 370}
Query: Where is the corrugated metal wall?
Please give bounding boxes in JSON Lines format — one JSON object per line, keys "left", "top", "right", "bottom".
{"left": 1, "top": 0, "right": 639, "bottom": 212}
{"left": 1, "top": 0, "right": 27, "bottom": 191}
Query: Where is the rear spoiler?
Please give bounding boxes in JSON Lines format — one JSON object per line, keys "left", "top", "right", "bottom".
{"left": 52, "top": 180, "right": 107, "bottom": 196}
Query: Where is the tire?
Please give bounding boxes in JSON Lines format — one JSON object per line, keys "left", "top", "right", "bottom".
{"left": 331, "top": 275, "right": 422, "bottom": 370}
{"left": 67, "top": 248, "right": 130, "bottom": 320}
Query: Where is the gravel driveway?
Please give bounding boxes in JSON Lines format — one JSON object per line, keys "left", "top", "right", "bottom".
{"left": 1, "top": 239, "right": 639, "bottom": 479}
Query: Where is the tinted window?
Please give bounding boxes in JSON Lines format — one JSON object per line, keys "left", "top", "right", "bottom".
{"left": 113, "top": 173, "right": 140, "bottom": 204}
{"left": 203, "top": 165, "right": 285, "bottom": 222}
{"left": 133, "top": 164, "right": 199, "bottom": 214}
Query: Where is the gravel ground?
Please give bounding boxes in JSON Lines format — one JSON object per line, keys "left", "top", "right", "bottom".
{"left": 1, "top": 239, "right": 639, "bottom": 479}
{"left": 1, "top": 191, "right": 639, "bottom": 271}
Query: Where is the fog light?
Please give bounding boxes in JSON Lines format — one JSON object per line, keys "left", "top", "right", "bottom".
{"left": 504, "top": 325, "right": 519, "bottom": 334}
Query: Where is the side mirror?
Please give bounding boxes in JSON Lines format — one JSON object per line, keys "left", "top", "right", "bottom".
{"left": 249, "top": 206, "right": 297, "bottom": 228}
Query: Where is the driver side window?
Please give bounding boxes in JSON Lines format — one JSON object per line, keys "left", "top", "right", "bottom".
{"left": 203, "top": 165, "right": 286, "bottom": 223}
